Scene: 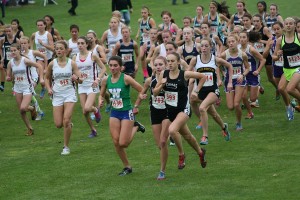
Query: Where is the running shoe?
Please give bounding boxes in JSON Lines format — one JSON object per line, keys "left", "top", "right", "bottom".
{"left": 94, "top": 108, "right": 101, "bottom": 123}
{"left": 199, "top": 148, "right": 207, "bottom": 168}
{"left": 35, "top": 111, "right": 44, "bottom": 121}
{"left": 178, "top": 154, "right": 186, "bottom": 169}
{"left": 291, "top": 99, "right": 297, "bottom": 108}
{"left": 88, "top": 130, "right": 97, "bottom": 138}
{"left": 30, "top": 106, "right": 37, "bottom": 120}
{"left": 250, "top": 100, "right": 260, "bottom": 108}
{"left": 236, "top": 123, "right": 243, "bottom": 131}
{"left": 61, "top": 147, "right": 70, "bottom": 155}
{"left": 287, "top": 106, "right": 295, "bottom": 121}
{"left": 259, "top": 86, "right": 264, "bottom": 94}
{"left": 196, "top": 121, "right": 202, "bottom": 129}
{"left": 157, "top": 171, "right": 166, "bottom": 180}
{"left": 222, "top": 123, "right": 230, "bottom": 141}
{"left": 0, "top": 85, "right": 4, "bottom": 92}
{"left": 25, "top": 128, "right": 34, "bottom": 136}
{"left": 169, "top": 137, "right": 175, "bottom": 146}
{"left": 199, "top": 136, "right": 208, "bottom": 145}
{"left": 134, "top": 121, "right": 145, "bottom": 133}
{"left": 105, "top": 104, "right": 111, "bottom": 113}
{"left": 245, "top": 112, "right": 254, "bottom": 119}
{"left": 118, "top": 167, "right": 132, "bottom": 176}
{"left": 90, "top": 113, "right": 95, "bottom": 121}
{"left": 40, "top": 87, "right": 46, "bottom": 99}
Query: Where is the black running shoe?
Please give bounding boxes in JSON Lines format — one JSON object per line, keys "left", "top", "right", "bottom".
{"left": 134, "top": 121, "right": 145, "bottom": 133}
{"left": 118, "top": 167, "right": 132, "bottom": 176}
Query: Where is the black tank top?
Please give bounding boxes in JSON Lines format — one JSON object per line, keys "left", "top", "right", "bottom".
{"left": 3, "top": 35, "right": 17, "bottom": 62}
{"left": 182, "top": 42, "right": 199, "bottom": 64}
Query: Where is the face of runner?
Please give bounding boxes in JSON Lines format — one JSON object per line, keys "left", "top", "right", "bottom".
{"left": 166, "top": 54, "right": 180, "bottom": 71}
{"left": 77, "top": 38, "right": 87, "bottom": 52}
{"left": 166, "top": 44, "right": 176, "bottom": 55}
{"left": 20, "top": 38, "right": 29, "bottom": 52}
{"left": 121, "top": 28, "right": 130, "bottom": 40}
{"left": 183, "top": 19, "right": 191, "bottom": 28}
{"left": 284, "top": 18, "right": 295, "bottom": 33}
{"left": 209, "top": 3, "right": 217, "bottom": 14}
{"left": 10, "top": 46, "right": 20, "bottom": 59}
{"left": 227, "top": 36, "right": 238, "bottom": 50}
{"left": 196, "top": 6, "right": 203, "bottom": 15}
{"left": 183, "top": 28, "right": 193, "bottom": 41}
{"left": 36, "top": 21, "right": 46, "bottom": 32}
{"left": 5, "top": 27, "right": 13, "bottom": 37}
{"left": 86, "top": 33, "right": 95, "bottom": 44}
{"left": 236, "top": 2, "right": 244, "bottom": 13}
{"left": 200, "top": 39, "right": 211, "bottom": 54}
{"left": 200, "top": 24, "right": 209, "bottom": 35}
{"left": 110, "top": 19, "right": 119, "bottom": 30}
{"left": 141, "top": 8, "right": 148, "bottom": 19}
{"left": 239, "top": 32, "right": 248, "bottom": 45}
{"left": 162, "top": 32, "right": 172, "bottom": 44}
{"left": 242, "top": 16, "right": 252, "bottom": 28}
{"left": 162, "top": 14, "right": 171, "bottom": 24}
{"left": 11, "top": 21, "right": 18, "bottom": 31}
{"left": 272, "top": 24, "right": 283, "bottom": 37}
{"left": 55, "top": 43, "right": 66, "bottom": 58}
{"left": 253, "top": 16, "right": 262, "bottom": 29}
{"left": 44, "top": 17, "right": 52, "bottom": 26}
{"left": 108, "top": 60, "right": 121, "bottom": 75}
{"left": 269, "top": 5, "right": 277, "bottom": 16}
{"left": 257, "top": 3, "right": 264, "bottom": 13}
{"left": 296, "top": 22, "right": 300, "bottom": 34}
{"left": 70, "top": 28, "right": 79, "bottom": 39}
{"left": 154, "top": 58, "right": 166, "bottom": 73}
{"left": 150, "top": 29, "right": 158, "bottom": 41}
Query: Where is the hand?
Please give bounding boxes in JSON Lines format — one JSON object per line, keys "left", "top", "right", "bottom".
{"left": 6, "top": 76, "right": 11, "bottom": 81}
{"left": 277, "top": 50, "right": 283, "bottom": 56}
{"left": 133, "top": 107, "right": 139, "bottom": 115}
{"left": 71, "top": 74, "right": 78, "bottom": 82}
{"left": 130, "top": 8, "right": 133, "bottom": 13}
{"left": 139, "top": 93, "right": 147, "bottom": 100}
{"left": 98, "top": 99, "right": 104, "bottom": 108}
{"left": 237, "top": 75, "right": 244, "bottom": 84}
{"left": 227, "top": 82, "right": 233, "bottom": 92}
{"left": 134, "top": 64, "right": 138, "bottom": 73}
{"left": 253, "top": 70, "right": 259, "bottom": 76}
{"left": 218, "top": 80, "right": 223, "bottom": 87}
{"left": 48, "top": 89, "right": 53, "bottom": 96}
{"left": 161, "top": 78, "right": 167, "bottom": 86}
{"left": 91, "top": 80, "right": 99, "bottom": 88}
{"left": 38, "top": 39, "right": 43, "bottom": 45}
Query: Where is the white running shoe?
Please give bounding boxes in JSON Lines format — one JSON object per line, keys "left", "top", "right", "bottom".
{"left": 61, "top": 147, "right": 70, "bottom": 155}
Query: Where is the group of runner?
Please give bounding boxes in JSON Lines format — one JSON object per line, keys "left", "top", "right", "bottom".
{"left": 1, "top": 0, "right": 300, "bottom": 180}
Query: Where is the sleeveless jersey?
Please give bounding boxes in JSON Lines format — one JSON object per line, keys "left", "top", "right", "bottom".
{"left": 159, "top": 43, "right": 167, "bottom": 57}
{"left": 118, "top": 39, "right": 135, "bottom": 74}
{"left": 242, "top": 44, "right": 259, "bottom": 73}
{"left": 194, "top": 54, "right": 218, "bottom": 91}
{"left": 35, "top": 31, "right": 53, "bottom": 60}
{"left": 25, "top": 50, "right": 39, "bottom": 82}
{"left": 182, "top": 42, "right": 199, "bottom": 64}
{"left": 52, "top": 58, "right": 75, "bottom": 93}
{"left": 253, "top": 27, "right": 268, "bottom": 53}
{"left": 162, "top": 23, "right": 176, "bottom": 36}
{"left": 193, "top": 16, "right": 204, "bottom": 28}
{"left": 107, "top": 28, "right": 122, "bottom": 56}
{"left": 208, "top": 12, "right": 220, "bottom": 36}
{"left": 11, "top": 57, "right": 32, "bottom": 88}
{"left": 281, "top": 33, "right": 300, "bottom": 69}
{"left": 3, "top": 35, "right": 17, "bottom": 62}
{"left": 76, "top": 52, "right": 97, "bottom": 87}
{"left": 139, "top": 17, "right": 152, "bottom": 43}
{"left": 163, "top": 70, "right": 188, "bottom": 109}
{"left": 150, "top": 76, "right": 166, "bottom": 110}
{"left": 233, "top": 13, "right": 242, "bottom": 26}
{"left": 271, "top": 36, "right": 283, "bottom": 67}
{"left": 68, "top": 38, "right": 79, "bottom": 59}
{"left": 225, "top": 49, "right": 244, "bottom": 80}
{"left": 107, "top": 73, "right": 132, "bottom": 111}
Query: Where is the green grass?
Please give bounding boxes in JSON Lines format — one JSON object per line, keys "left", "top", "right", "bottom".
{"left": 1, "top": 0, "right": 300, "bottom": 199}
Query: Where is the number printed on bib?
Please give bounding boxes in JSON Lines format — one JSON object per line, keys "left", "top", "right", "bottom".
{"left": 275, "top": 56, "right": 284, "bottom": 67}
{"left": 287, "top": 53, "right": 300, "bottom": 67}
{"left": 6, "top": 52, "right": 12, "bottom": 60}
{"left": 254, "top": 42, "right": 265, "bottom": 53}
{"left": 165, "top": 91, "right": 178, "bottom": 107}
{"left": 81, "top": 72, "right": 88, "bottom": 79}
{"left": 112, "top": 98, "right": 124, "bottom": 109}
{"left": 232, "top": 67, "right": 242, "bottom": 79}
{"left": 59, "top": 79, "right": 69, "bottom": 86}
{"left": 203, "top": 72, "right": 214, "bottom": 87}
{"left": 15, "top": 75, "right": 24, "bottom": 82}
{"left": 210, "top": 26, "right": 218, "bottom": 35}
{"left": 152, "top": 95, "right": 166, "bottom": 109}
{"left": 122, "top": 54, "right": 133, "bottom": 62}
{"left": 38, "top": 47, "right": 47, "bottom": 54}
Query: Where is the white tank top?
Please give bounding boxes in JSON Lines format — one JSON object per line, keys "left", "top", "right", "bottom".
{"left": 52, "top": 58, "right": 74, "bottom": 92}
{"left": 195, "top": 54, "right": 218, "bottom": 87}
{"left": 68, "top": 38, "right": 79, "bottom": 59}
{"left": 35, "top": 31, "right": 53, "bottom": 60}
{"left": 159, "top": 44, "right": 167, "bottom": 57}
{"left": 11, "top": 57, "right": 32, "bottom": 87}
{"left": 25, "top": 50, "right": 39, "bottom": 81}
{"left": 107, "top": 28, "right": 122, "bottom": 54}
{"left": 75, "top": 51, "right": 96, "bottom": 87}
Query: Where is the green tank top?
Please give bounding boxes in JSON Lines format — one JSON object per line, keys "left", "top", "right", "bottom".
{"left": 107, "top": 73, "right": 132, "bottom": 111}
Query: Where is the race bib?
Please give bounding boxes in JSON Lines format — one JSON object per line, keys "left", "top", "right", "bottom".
{"left": 275, "top": 56, "right": 284, "bottom": 67}
{"left": 248, "top": 62, "right": 252, "bottom": 72}
{"left": 142, "top": 33, "right": 150, "bottom": 43}
{"left": 6, "top": 52, "right": 12, "bottom": 60}
{"left": 111, "top": 98, "right": 123, "bottom": 109}
{"left": 254, "top": 42, "right": 265, "bottom": 53}
{"left": 81, "top": 71, "right": 89, "bottom": 79}
{"left": 15, "top": 75, "right": 25, "bottom": 82}
{"left": 210, "top": 26, "right": 218, "bottom": 35}
{"left": 152, "top": 95, "right": 165, "bottom": 109}
{"left": 287, "top": 53, "right": 300, "bottom": 67}
{"left": 165, "top": 91, "right": 178, "bottom": 107}
{"left": 59, "top": 79, "right": 69, "bottom": 87}
{"left": 203, "top": 72, "right": 214, "bottom": 87}
{"left": 232, "top": 67, "right": 242, "bottom": 79}
{"left": 122, "top": 54, "right": 133, "bottom": 62}
{"left": 109, "top": 44, "right": 116, "bottom": 52}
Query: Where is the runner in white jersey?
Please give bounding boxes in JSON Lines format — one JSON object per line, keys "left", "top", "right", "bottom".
{"left": 189, "top": 38, "right": 233, "bottom": 145}
{"left": 101, "top": 17, "right": 122, "bottom": 61}
{"left": 30, "top": 19, "right": 54, "bottom": 99}
{"left": 45, "top": 40, "right": 82, "bottom": 156}
{"left": 73, "top": 36, "right": 106, "bottom": 138}
{"left": 67, "top": 24, "right": 80, "bottom": 59}
{"left": 6, "top": 43, "right": 44, "bottom": 136}
{"left": 21, "top": 36, "right": 47, "bottom": 120}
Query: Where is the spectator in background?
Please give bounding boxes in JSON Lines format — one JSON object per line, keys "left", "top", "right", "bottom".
{"left": 1, "top": 0, "right": 6, "bottom": 18}
{"left": 172, "top": 0, "right": 189, "bottom": 5}
{"left": 68, "top": 0, "right": 78, "bottom": 16}
{"left": 112, "top": 0, "right": 133, "bottom": 26}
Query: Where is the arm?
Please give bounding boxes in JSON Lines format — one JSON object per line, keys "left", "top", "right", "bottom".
{"left": 45, "top": 61, "right": 53, "bottom": 95}
{"left": 175, "top": 29, "right": 184, "bottom": 46}
{"left": 99, "top": 76, "right": 108, "bottom": 108}
{"left": 185, "top": 71, "right": 206, "bottom": 94}
{"left": 97, "top": 45, "right": 107, "bottom": 64}
{"left": 262, "top": 39, "right": 273, "bottom": 58}
{"left": 6, "top": 61, "right": 12, "bottom": 81}
{"left": 133, "top": 77, "right": 151, "bottom": 113}
{"left": 33, "top": 50, "right": 48, "bottom": 72}
{"left": 250, "top": 46, "right": 266, "bottom": 76}
{"left": 93, "top": 54, "right": 107, "bottom": 81}
{"left": 149, "top": 18, "right": 156, "bottom": 28}
{"left": 133, "top": 41, "right": 139, "bottom": 72}
{"left": 38, "top": 33, "right": 54, "bottom": 52}
{"left": 100, "top": 31, "right": 108, "bottom": 46}
{"left": 239, "top": 53, "right": 250, "bottom": 83}
{"left": 146, "top": 44, "right": 155, "bottom": 63}
{"left": 227, "top": 15, "right": 234, "bottom": 32}
{"left": 213, "top": 35, "right": 224, "bottom": 57}
{"left": 135, "top": 19, "right": 141, "bottom": 40}
{"left": 124, "top": 74, "right": 147, "bottom": 101}
{"left": 24, "top": 58, "right": 44, "bottom": 85}
{"left": 71, "top": 60, "right": 82, "bottom": 84}
{"left": 216, "top": 57, "right": 233, "bottom": 89}
{"left": 180, "top": 59, "right": 189, "bottom": 71}
{"left": 112, "top": 41, "right": 120, "bottom": 56}
{"left": 188, "top": 57, "right": 196, "bottom": 71}
{"left": 272, "top": 37, "right": 282, "bottom": 61}
{"left": 54, "top": 29, "right": 62, "bottom": 41}
{"left": 153, "top": 71, "right": 165, "bottom": 96}
{"left": 30, "top": 33, "right": 35, "bottom": 50}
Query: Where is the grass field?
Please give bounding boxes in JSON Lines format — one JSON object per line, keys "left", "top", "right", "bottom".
{"left": 1, "top": 0, "right": 300, "bottom": 199}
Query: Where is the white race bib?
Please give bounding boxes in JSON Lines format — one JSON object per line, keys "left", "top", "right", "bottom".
{"left": 38, "top": 47, "right": 47, "bottom": 54}
{"left": 165, "top": 91, "right": 178, "bottom": 107}
{"left": 210, "top": 26, "right": 218, "bottom": 35}
{"left": 287, "top": 53, "right": 300, "bottom": 67}
{"left": 152, "top": 95, "right": 166, "bottom": 109}
{"left": 112, "top": 98, "right": 124, "bottom": 109}
{"left": 122, "top": 54, "right": 133, "bottom": 62}
{"left": 275, "top": 56, "right": 284, "bottom": 67}
{"left": 6, "top": 52, "right": 12, "bottom": 60}
{"left": 254, "top": 42, "right": 265, "bottom": 53}
{"left": 59, "top": 79, "right": 69, "bottom": 87}
{"left": 15, "top": 75, "right": 25, "bottom": 82}
{"left": 232, "top": 67, "right": 242, "bottom": 79}
{"left": 203, "top": 72, "right": 214, "bottom": 87}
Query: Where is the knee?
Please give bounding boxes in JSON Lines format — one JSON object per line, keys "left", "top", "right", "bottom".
{"left": 286, "top": 85, "right": 294, "bottom": 94}
{"left": 160, "top": 140, "right": 167, "bottom": 149}
{"left": 119, "top": 141, "right": 129, "bottom": 148}
{"left": 55, "top": 122, "right": 63, "bottom": 129}
{"left": 227, "top": 105, "right": 234, "bottom": 111}
{"left": 83, "top": 106, "right": 90, "bottom": 115}
{"left": 199, "top": 106, "right": 206, "bottom": 114}
{"left": 19, "top": 107, "right": 27, "bottom": 114}
{"left": 234, "top": 102, "right": 240, "bottom": 109}
{"left": 63, "top": 118, "right": 71, "bottom": 128}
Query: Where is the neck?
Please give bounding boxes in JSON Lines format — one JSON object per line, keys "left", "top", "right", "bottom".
{"left": 286, "top": 31, "right": 295, "bottom": 37}
{"left": 39, "top": 30, "right": 45, "bottom": 34}
{"left": 14, "top": 55, "right": 21, "bottom": 61}
{"left": 57, "top": 56, "right": 67, "bottom": 62}
{"left": 202, "top": 53, "right": 210, "bottom": 58}
{"left": 185, "top": 40, "right": 193, "bottom": 45}
{"left": 80, "top": 50, "right": 88, "bottom": 56}
{"left": 123, "top": 37, "right": 130, "bottom": 42}
{"left": 241, "top": 43, "right": 247, "bottom": 48}
{"left": 229, "top": 48, "right": 237, "bottom": 53}
{"left": 238, "top": 11, "right": 244, "bottom": 15}
{"left": 112, "top": 72, "right": 121, "bottom": 78}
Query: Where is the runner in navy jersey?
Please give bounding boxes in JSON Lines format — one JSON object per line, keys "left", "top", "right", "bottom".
{"left": 142, "top": 28, "right": 158, "bottom": 77}
{"left": 227, "top": 0, "right": 247, "bottom": 32}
